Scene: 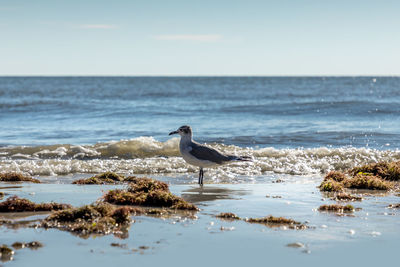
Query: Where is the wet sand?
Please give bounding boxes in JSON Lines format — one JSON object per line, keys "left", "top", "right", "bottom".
{"left": 1, "top": 175, "right": 399, "bottom": 267}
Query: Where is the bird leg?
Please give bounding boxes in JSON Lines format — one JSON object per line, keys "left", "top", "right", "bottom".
{"left": 198, "top": 168, "right": 201, "bottom": 185}
{"left": 198, "top": 168, "right": 204, "bottom": 186}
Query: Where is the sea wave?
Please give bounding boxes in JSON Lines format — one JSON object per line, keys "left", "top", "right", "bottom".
{"left": 0, "top": 137, "right": 181, "bottom": 160}
{"left": 1, "top": 137, "right": 400, "bottom": 178}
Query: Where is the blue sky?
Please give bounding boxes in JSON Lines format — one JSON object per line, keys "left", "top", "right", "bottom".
{"left": 0, "top": 0, "right": 399, "bottom": 75}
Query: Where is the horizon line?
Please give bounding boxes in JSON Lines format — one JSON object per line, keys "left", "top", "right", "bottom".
{"left": 0, "top": 74, "right": 399, "bottom": 78}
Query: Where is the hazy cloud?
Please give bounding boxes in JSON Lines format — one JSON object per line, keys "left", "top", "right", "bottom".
{"left": 153, "top": 34, "right": 222, "bottom": 42}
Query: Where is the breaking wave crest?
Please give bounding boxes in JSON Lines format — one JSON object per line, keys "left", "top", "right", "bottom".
{"left": 1, "top": 137, "right": 400, "bottom": 178}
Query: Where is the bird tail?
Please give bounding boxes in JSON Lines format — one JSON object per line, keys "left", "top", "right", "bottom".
{"left": 228, "top": 155, "right": 252, "bottom": 162}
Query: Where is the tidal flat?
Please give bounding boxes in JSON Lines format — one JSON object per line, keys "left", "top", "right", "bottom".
{"left": 1, "top": 174, "right": 399, "bottom": 267}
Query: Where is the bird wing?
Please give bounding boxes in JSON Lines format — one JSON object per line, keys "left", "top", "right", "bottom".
{"left": 188, "top": 142, "right": 229, "bottom": 164}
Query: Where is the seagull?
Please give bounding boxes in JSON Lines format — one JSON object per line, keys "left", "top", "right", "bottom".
{"left": 169, "top": 125, "right": 250, "bottom": 185}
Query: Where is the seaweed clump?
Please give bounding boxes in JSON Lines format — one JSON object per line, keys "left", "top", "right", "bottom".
{"left": 0, "top": 196, "right": 71, "bottom": 212}
{"left": 325, "top": 171, "right": 347, "bottom": 182}
{"left": 387, "top": 203, "right": 400, "bottom": 209}
{"left": 245, "top": 216, "right": 307, "bottom": 229}
{"left": 320, "top": 165, "right": 395, "bottom": 192}
{"left": 72, "top": 172, "right": 146, "bottom": 185}
{"left": 0, "top": 172, "right": 40, "bottom": 183}
{"left": 350, "top": 161, "right": 400, "bottom": 181}
{"left": 41, "top": 203, "right": 142, "bottom": 238}
{"left": 11, "top": 241, "right": 43, "bottom": 250}
{"left": 215, "top": 212, "right": 241, "bottom": 220}
{"left": 0, "top": 245, "right": 14, "bottom": 262}
{"left": 0, "top": 192, "right": 4, "bottom": 199}
{"left": 343, "top": 173, "right": 392, "bottom": 190}
{"left": 333, "top": 192, "right": 362, "bottom": 201}
{"left": 319, "top": 179, "right": 344, "bottom": 192}
{"left": 318, "top": 204, "right": 355, "bottom": 213}
{"left": 103, "top": 177, "right": 198, "bottom": 210}
{"left": 72, "top": 172, "right": 125, "bottom": 184}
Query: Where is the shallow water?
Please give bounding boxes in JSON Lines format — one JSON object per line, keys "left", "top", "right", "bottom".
{"left": 1, "top": 177, "right": 399, "bottom": 267}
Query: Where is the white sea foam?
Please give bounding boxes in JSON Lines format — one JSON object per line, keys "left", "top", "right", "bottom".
{"left": 1, "top": 137, "right": 399, "bottom": 179}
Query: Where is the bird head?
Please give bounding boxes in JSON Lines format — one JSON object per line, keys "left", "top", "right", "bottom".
{"left": 169, "top": 125, "right": 192, "bottom": 137}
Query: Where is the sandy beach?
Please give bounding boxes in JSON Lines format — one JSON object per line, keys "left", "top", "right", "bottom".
{"left": 1, "top": 174, "right": 399, "bottom": 267}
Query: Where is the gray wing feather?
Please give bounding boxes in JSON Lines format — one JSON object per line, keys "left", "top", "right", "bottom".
{"left": 189, "top": 142, "right": 230, "bottom": 164}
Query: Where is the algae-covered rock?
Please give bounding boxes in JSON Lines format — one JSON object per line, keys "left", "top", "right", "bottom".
{"left": 318, "top": 204, "right": 355, "bottom": 213}
{"left": 103, "top": 177, "right": 198, "bottom": 210}
{"left": 245, "top": 216, "right": 307, "bottom": 229}
{"left": 0, "top": 196, "right": 71, "bottom": 212}
{"left": 0, "top": 173, "right": 40, "bottom": 183}
{"left": 0, "top": 192, "right": 4, "bottom": 199}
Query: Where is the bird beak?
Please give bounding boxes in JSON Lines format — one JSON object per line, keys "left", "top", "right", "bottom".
{"left": 169, "top": 130, "right": 179, "bottom": 135}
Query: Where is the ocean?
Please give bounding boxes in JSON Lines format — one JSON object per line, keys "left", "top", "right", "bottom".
{"left": 1, "top": 76, "right": 399, "bottom": 180}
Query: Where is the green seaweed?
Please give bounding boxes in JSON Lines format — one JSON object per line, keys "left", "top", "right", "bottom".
{"left": 0, "top": 172, "right": 40, "bottom": 183}
{"left": 0, "top": 196, "right": 71, "bottom": 212}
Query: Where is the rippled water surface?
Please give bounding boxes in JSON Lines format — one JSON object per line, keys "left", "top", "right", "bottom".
{"left": 1, "top": 77, "right": 399, "bottom": 178}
